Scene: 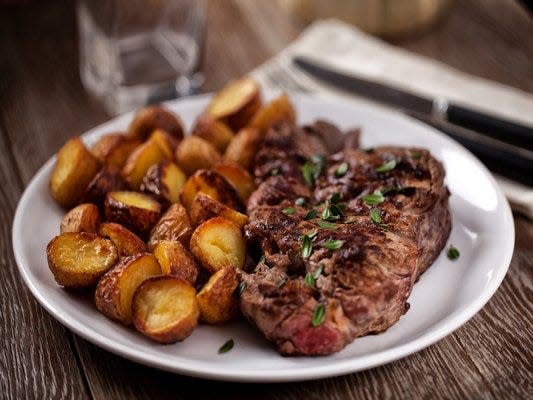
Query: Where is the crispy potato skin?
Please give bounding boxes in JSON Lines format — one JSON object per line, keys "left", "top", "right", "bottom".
{"left": 249, "top": 93, "right": 296, "bottom": 135}
{"left": 148, "top": 129, "right": 176, "bottom": 159}
{"left": 122, "top": 138, "right": 171, "bottom": 190}
{"left": 212, "top": 163, "right": 256, "bottom": 203}
{"left": 191, "top": 115, "right": 234, "bottom": 153}
{"left": 153, "top": 240, "right": 199, "bottom": 285}
{"left": 90, "top": 133, "right": 141, "bottom": 168}
{"left": 104, "top": 191, "right": 162, "bottom": 238}
{"left": 140, "top": 161, "right": 186, "bottom": 205}
{"left": 223, "top": 127, "right": 262, "bottom": 170}
{"left": 60, "top": 203, "right": 101, "bottom": 234}
{"left": 132, "top": 276, "right": 199, "bottom": 343}
{"left": 206, "top": 77, "right": 262, "bottom": 131}
{"left": 50, "top": 137, "right": 101, "bottom": 208}
{"left": 127, "top": 105, "right": 184, "bottom": 141}
{"left": 197, "top": 266, "right": 239, "bottom": 324}
{"left": 180, "top": 169, "right": 244, "bottom": 212}
{"left": 95, "top": 253, "right": 161, "bottom": 325}
{"left": 174, "top": 136, "right": 222, "bottom": 176}
{"left": 83, "top": 164, "right": 127, "bottom": 208}
{"left": 99, "top": 222, "right": 148, "bottom": 257}
{"left": 47, "top": 232, "right": 118, "bottom": 288}
{"left": 189, "top": 194, "right": 248, "bottom": 228}
{"left": 148, "top": 203, "right": 193, "bottom": 250}
{"left": 190, "top": 217, "right": 246, "bottom": 274}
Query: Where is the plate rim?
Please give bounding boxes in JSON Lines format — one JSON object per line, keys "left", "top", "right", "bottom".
{"left": 12, "top": 93, "right": 515, "bottom": 382}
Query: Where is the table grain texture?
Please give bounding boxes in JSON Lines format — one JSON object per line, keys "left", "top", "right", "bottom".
{"left": 1, "top": 1, "right": 532, "bottom": 399}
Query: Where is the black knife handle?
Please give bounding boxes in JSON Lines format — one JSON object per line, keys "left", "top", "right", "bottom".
{"left": 446, "top": 104, "right": 533, "bottom": 150}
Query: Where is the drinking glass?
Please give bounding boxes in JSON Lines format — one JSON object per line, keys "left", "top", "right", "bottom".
{"left": 77, "top": 0, "right": 206, "bottom": 115}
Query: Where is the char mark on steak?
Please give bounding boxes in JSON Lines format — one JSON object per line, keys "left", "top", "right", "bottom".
{"left": 240, "top": 121, "right": 451, "bottom": 356}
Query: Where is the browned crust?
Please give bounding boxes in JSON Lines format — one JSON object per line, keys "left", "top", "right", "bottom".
{"left": 153, "top": 240, "right": 199, "bottom": 285}
{"left": 99, "top": 222, "right": 148, "bottom": 257}
{"left": 174, "top": 136, "right": 223, "bottom": 176}
{"left": 192, "top": 115, "right": 234, "bottom": 153}
{"left": 189, "top": 193, "right": 248, "bottom": 228}
{"left": 197, "top": 266, "right": 239, "bottom": 324}
{"left": 148, "top": 203, "right": 193, "bottom": 250}
{"left": 212, "top": 163, "right": 256, "bottom": 203}
{"left": 60, "top": 203, "right": 101, "bottom": 234}
{"left": 90, "top": 133, "right": 141, "bottom": 168}
{"left": 83, "top": 164, "right": 127, "bottom": 208}
{"left": 127, "top": 105, "right": 184, "bottom": 141}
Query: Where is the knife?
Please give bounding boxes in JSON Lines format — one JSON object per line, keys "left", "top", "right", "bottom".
{"left": 293, "top": 56, "right": 533, "bottom": 186}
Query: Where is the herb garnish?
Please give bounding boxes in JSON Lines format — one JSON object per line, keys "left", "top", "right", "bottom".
{"left": 410, "top": 150, "right": 422, "bottom": 159}
{"left": 335, "top": 162, "right": 349, "bottom": 177}
{"left": 307, "top": 230, "right": 318, "bottom": 240}
{"left": 362, "top": 192, "right": 385, "bottom": 206}
{"left": 304, "top": 264, "right": 324, "bottom": 288}
{"left": 237, "top": 281, "right": 247, "bottom": 297}
{"left": 312, "top": 303, "right": 326, "bottom": 327}
{"left": 301, "top": 234, "right": 313, "bottom": 258}
{"left": 447, "top": 246, "right": 460, "bottom": 260}
{"left": 301, "top": 154, "right": 327, "bottom": 186}
{"left": 295, "top": 197, "right": 305, "bottom": 206}
{"left": 370, "top": 208, "right": 388, "bottom": 228}
{"left": 330, "top": 192, "right": 341, "bottom": 204}
{"left": 323, "top": 239, "right": 343, "bottom": 250}
{"left": 312, "top": 154, "right": 327, "bottom": 172}
{"left": 258, "top": 255, "right": 266, "bottom": 264}
{"left": 282, "top": 207, "right": 296, "bottom": 215}
{"left": 278, "top": 277, "right": 287, "bottom": 288}
{"left": 218, "top": 339, "right": 234, "bottom": 354}
{"left": 317, "top": 220, "right": 337, "bottom": 230}
{"left": 271, "top": 168, "right": 280, "bottom": 176}
{"left": 375, "top": 159, "right": 397, "bottom": 173}
{"left": 304, "top": 209, "right": 318, "bottom": 220}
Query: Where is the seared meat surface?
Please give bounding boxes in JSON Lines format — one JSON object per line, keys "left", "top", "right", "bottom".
{"left": 240, "top": 121, "right": 451, "bottom": 356}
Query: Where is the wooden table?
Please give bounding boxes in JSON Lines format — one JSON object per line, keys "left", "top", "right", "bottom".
{"left": 1, "top": 1, "right": 531, "bottom": 399}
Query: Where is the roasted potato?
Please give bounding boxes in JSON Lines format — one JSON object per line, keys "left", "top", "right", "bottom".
{"left": 174, "top": 136, "right": 222, "bottom": 176}
{"left": 60, "top": 203, "right": 101, "bottom": 234}
{"left": 249, "top": 93, "right": 296, "bottom": 135}
{"left": 95, "top": 253, "right": 162, "bottom": 325}
{"left": 191, "top": 115, "right": 234, "bottom": 153}
{"left": 99, "top": 222, "right": 148, "bottom": 257}
{"left": 132, "top": 276, "right": 199, "bottom": 343}
{"left": 148, "top": 203, "right": 193, "bottom": 250}
{"left": 122, "top": 137, "right": 172, "bottom": 190}
{"left": 189, "top": 194, "right": 248, "bottom": 229}
{"left": 206, "top": 77, "right": 262, "bottom": 131}
{"left": 153, "top": 240, "right": 199, "bottom": 285}
{"left": 180, "top": 169, "right": 243, "bottom": 212}
{"left": 49, "top": 137, "right": 101, "bottom": 208}
{"left": 83, "top": 164, "right": 127, "bottom": 208}
{"left": 127, "top": 105, "right": 184, "bottom": 141}
{"left": 196, "top": 266, "right": 239, "bottom": 324}
{"left": 190, "top": 217, "right": 246, "bottom": 274}
{"left": 90, "top": 133, "right": 141, "bottom": 168}
{"left": 47, "top": 232, "right": 118, "bottom": 288}
{"left": 104, "top": 191, "right": 162, "bottom": 238}
{"left": 223, "top": 127, "right": 262, "bottom": 170}
{"left": 213, "top": 163, "right": 256, "bottom": 202}
{"left": 148, "top": 129, "right": 177, "bottom": 159}
{"left": 140, "top": 161, "right": 186, "bottom": 205}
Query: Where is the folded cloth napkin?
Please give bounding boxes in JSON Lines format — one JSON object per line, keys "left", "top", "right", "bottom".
{"left": 250, "top": 19, "right": 533, "bottom": 218}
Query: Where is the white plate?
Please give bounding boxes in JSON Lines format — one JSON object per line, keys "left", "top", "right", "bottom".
{"left": 12, "top": 94, "right": 514, "bottom": 382}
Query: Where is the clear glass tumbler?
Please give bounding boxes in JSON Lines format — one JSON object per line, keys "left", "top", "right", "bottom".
{"left": 77, "top": 0, "right": 206, "bottom": 115}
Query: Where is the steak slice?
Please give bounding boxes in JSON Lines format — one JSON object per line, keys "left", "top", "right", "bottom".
{"left": 240, "top": 122, "right": 451, "bottom": 356}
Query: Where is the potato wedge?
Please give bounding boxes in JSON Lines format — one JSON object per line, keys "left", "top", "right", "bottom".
{"left": 50, "top": 137, "right": 101, "bottom": 208}
{"left": 122, "top": 138, "right": 171, "bottom": 190}
{"left": 148, "top": 203, "right": 193, "bottom": 250}
{"left": 99, "top": 222, "right": 148, "bottom": 257}
{"left": 140, "top": 161, "right": 186, "bottom": 205}
{"left": 249, "top": 93, "right": 296, "bottom": 135}
{"left": 190, "top": 217, "right": 246, "bottom": 274}
{"left": 213, "top": 163, "right": 256, "bottom": 202}
{"left": 47, "top": 232, "right": 118, "bottom": 288}
{"left": 90, "top": 133, "right": 141, "bottom": 168}
{"left": 105, "top": 191, "right": 162, "bottom": 238}
{"left": 206, "top": 77, "right": 261, "bottom": 131}
{"left": 174, "top": 136, "right": 222, "bottom": 176}
{"left": 197, "top": 266, "right": 239, "bottom": 324}
{"left": 191, "top": 115, "right": 234, "bottom": 153}
{"left": 148, "top": 129, "right": 177, "bottom": 159}
{"left": 132, "top": 276, "right": 199, "bottom": 343}
{"left": 60, "top": 203, "right": 101, "bottom": 234}
{"left": 180, "top": 169, "right": 243, "bottom": 212}
{"left": 189, "top": 194, "right": 248, "bottom": 229}
{"left": 127, "top": 105, "right": 184, "bottom": 141}
{"left": 223, "top": 127, "right": 262, "bottom": 170}
{"left": 95, "top": 253, "right": 161, "bottom": 325}
{"left": 153, "top": 240, "right": 199, "bottom": 285}
{"left": 83, "top": 164, "right": 127, "bottom": 208}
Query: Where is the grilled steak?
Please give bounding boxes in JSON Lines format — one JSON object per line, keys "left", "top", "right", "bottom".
{"left": 240, "top": 121, "right": 451, "bottom": 356}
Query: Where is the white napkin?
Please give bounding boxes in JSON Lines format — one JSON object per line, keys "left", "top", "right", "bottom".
{"left": 250, "top": 19, "right": 533, "bottom": 218}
